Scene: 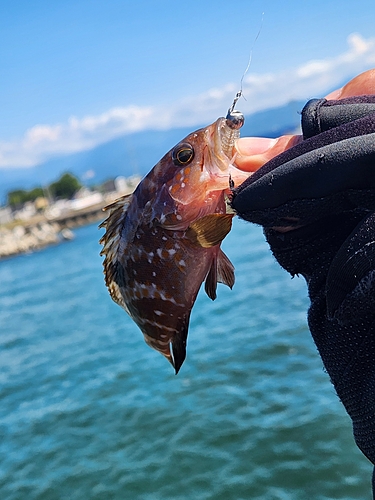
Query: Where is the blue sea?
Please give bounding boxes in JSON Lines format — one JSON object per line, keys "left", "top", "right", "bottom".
{"left": 0, "top": 220, "right": 372, "bottom": 499}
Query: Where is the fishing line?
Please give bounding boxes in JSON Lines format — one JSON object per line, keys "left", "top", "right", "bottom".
{"left": 228, "top": 12, "right": 264, "bottom": 115}
{"left": 239, "top": 11, "right": 265, "bottom": 98}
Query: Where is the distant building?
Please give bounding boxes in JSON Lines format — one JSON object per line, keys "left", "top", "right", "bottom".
{"left": 69, "top": 187, "right": 103, "bottom": 210}
{"left": 101, "top": 179, "right": 117, "bottom": 193}
{"left": 13, "top": 202, "right": 37, "bottom": 221}
{"left": 100, "top": 176, "right": 141, "bottom": 196}
{"left": 0, "top": 206, "right": 12, "bottom": 225}
{"left": 115, "top": 175, "right": 141, "bottom": 194}
{"left": 114, "top": 176, "right": 127, "bottom": 193}
{"left": 35, "top": 197, "right": 49, "bottom": 211}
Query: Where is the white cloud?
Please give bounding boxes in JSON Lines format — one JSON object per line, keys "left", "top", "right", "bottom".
{"left": 0, "top": 105, "right": 157, "bottom": 168}
{"left": 1, "top": 33, "right": 375, "bottom": 169}
{"left": 237, "top": 32, "right": 375, "bottom": 115}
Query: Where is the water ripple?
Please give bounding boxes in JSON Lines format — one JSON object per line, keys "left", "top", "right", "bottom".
{"left": 0, "top": 222, "right": 372, "bottom": 499}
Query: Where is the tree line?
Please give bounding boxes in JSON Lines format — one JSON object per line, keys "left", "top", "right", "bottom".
{"left": 7, "top": 173, "right": 82, "bottom": 208}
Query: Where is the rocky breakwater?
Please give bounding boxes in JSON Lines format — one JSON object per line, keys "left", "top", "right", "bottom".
{"left": 0, "top": 222, "right": 66, "bottom": 259}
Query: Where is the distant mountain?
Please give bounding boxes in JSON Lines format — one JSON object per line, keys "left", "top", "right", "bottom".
{"left": 0, "top": 100, "right": 305, "bottom": 204}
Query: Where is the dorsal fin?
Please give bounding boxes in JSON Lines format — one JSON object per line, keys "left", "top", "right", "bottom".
{"left": 101, "top": 193, "right": 133, "bottom": 215}
{"left": 99, "top": 193, "right": 133, "bottom": 312}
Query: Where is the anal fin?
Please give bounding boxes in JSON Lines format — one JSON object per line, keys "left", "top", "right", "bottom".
{"left": 217, "top": 249, "right": 235, "bottom": 289}
{"left": 204, "top": 249, "right": 235, "bottom": 301}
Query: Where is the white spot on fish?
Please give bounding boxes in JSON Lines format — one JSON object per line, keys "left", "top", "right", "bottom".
{"left": 176, "top": 215, "right": 182, "bottom": 221}
{"left": 142, "top": 319, "right": 178, "bottom": 334}
{"left": 152, "top": 271, "right": 156, "bottom": 277}
{"left": 181, "top": 182, "right": 185, "bottom": 188}
{"left": 178, "top": 260, "right": 186, "bottom": 267}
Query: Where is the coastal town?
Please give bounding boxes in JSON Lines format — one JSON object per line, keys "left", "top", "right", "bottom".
{"left": 0, "top": 173, "right": 141, "bottom": 259}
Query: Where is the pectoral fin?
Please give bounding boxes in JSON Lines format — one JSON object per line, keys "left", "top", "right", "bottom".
{"left": 186, "top": 214, "right": 233, "bottom": 248}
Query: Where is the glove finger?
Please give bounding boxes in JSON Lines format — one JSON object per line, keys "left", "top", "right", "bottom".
{"left": 232, "top": 114, "right": 375, "bottom": 216}
{"left": 302, "top": 96, "right": 375, "bottom": 139}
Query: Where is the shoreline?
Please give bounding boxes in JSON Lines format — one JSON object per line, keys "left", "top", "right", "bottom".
{"left": 0, "top": 203, "right": 106, "bottom": 260}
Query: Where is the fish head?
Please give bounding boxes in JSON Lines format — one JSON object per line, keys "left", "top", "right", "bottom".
{"left": 151, "top": 116, "right": 249, "bottom": 210}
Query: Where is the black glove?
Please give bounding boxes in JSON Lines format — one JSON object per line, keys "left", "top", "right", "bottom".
{"left": 232, "top": 95, "right": 375, "bottom": 315}
{"left": 231, "top": 95, "right": 375, "bottom": 494}
{"left": 232, "top": 96, "right": 375, "bottom": 228}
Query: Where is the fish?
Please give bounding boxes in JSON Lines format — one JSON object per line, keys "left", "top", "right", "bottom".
{"left": 100, "top": 97, "right": 250, "bottom": 373}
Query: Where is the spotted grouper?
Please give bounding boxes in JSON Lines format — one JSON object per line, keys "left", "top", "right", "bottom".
{"left": 100, "top": 100, "right": 251, "bottom": 373}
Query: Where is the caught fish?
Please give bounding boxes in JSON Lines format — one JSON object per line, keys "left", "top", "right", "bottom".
{"left": 100, "top": 96, "right": 250, "bottom": 373}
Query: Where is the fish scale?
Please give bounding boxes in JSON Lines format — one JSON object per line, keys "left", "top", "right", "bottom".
{"left": 123, "top": 223, "right": 214, "bottom": 364}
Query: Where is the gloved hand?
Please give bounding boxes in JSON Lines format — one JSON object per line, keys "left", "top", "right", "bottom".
{"left": 232, "top": 83, "right": 375, "bottom": 318}
{"left": 232, "top": 95, "right": 375, "bottom": 229}
{"left": 231, "top": 69, "right": 375, "bottom": 494}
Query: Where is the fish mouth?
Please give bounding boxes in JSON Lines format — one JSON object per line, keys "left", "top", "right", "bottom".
{"left": 207, "top": 117, "right": 249, "bottom": 187}
{"left": 211, "top": 117, "right": 240, "bottom": 169}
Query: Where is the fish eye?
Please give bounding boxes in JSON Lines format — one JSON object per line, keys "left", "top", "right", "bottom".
{"left": 172, "top": 143, "right": 194, "bottom": 166}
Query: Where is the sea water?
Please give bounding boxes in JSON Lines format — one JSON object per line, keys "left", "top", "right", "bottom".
{"left": 0, "top": 220, "right": 372, "bottom": 499}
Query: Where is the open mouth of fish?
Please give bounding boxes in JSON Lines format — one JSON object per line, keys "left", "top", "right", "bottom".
{"left": 206, "top": 113, "right": 250, "bottom": 190}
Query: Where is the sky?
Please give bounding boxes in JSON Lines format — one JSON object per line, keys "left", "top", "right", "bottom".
{"left": 1, "top": 0, "right": 375, "bottom": 169}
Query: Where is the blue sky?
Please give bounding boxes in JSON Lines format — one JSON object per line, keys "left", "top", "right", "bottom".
{"left": 1, "top": 0, "right": 375, "bottom": 168}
